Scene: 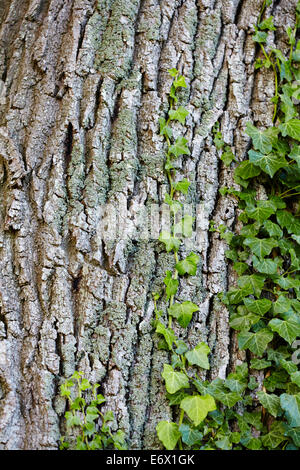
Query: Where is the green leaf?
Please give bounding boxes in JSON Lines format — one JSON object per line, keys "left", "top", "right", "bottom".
{"left": 276, "top": 210, "right": 300, "bottom": 236}
{"left": 263, "top": 220, "right": 283, "bottom": 238}
{"left": 225, "top": 285, "right": 254, "bottom": 304}
{"left": 156, "top": 321, "right": 176, "bottom": 350}
{"left": 252, "top": 255, "right": 278, "bottom": 274}
{"left": 284, "top": 427, "right": 300, "bottom": 447}
{"left": 235, "top": 160, "right": 261, "bottom": 180}
{"left": 168, "top": 68, "right": 178, "bottom": 77}
{"left": 245, "top": 122, "right": 273, "bottom": 153}
{"left": 252, "top": 31, "right": 268, "bottom": 43}
{"left": 164, "top": 193, "right": 182, "bottom": 214}
{"left": 243, "top": 237, "right": 277, "bottom": 258}
{"left": 173, "top": 215, "right": 194, "bottom": 238}
{"left": 233, "top": 262, "right": 249, "bottom": 276}
{"left": 207, "top": 379, "right": 241, "bottom": 407}
{"left": 279, "top": 119, "right": 300, "bottom": 141}
{"left": 65, "top": 411, "right": 81, "bottom": 428}
{"left": 257, "top": 391, "right": 281, "bottom": 417}
{"left": 159, "top": 117, "right": 172, "bottom": 139}
{"left": 273, "top": 295, "right": 292, "bottom": 314}
{"left": 185, "top": 342, "right": 210, "bottom": 369}
{"left": 280, "top": 359, "right": 298, "bottom": 374}
{"left": 156, "top": 421, "right": 181, "bottom": 450}
{"left": 180, "top": 394, "right": 216, "bottom": 426}
{"left": 179, "top": 424, "right": 203, "bottom": 446}
{"left": 258, "top": 16, "right": 276, "bottom": 30}
{"left": 173, "top": 75, "right": 187, "bottom": 89}
{"left": 238, "top": 328, "right": 273, "bottom": 356}
{"left": 243, "top": 298, "right": 272, "bottom": 315}
{"left": 291, "top": 372, "right": 300, "bottom": 388}
{"left": 230, "top": 310, "right": 261, "bottom": 331}
{"left": 261, "top": 421, "right": 287, "bottom": 449}
{"left": 237, "top": 274, "right": 265, "bottom": 298}
{"left": 175, "top": 252, "right": 200, "bottom": 276}
{"left": 250, "top": 358, "right": 272, "bottom": 370}
{"left": 174, "top": 178, "right": 191, "bottom": 194}
{"left": 163, "top": 270, "right": 179, "bottom": 300}
{"left": 169, "top": 136, "right": 190, "bottom": 158}
{"left": 248, "top": 150, "right": 287, "bottom": 177}
{"left": 245, "top": 200, "right": 277, "bottom": 224}
{"left": 268, "top": 315, "right": 300, "bottom": 345}
{"left": 280, "top": 393, "right": 300, "bottom": 427}
{"left": 159, "top": 231, "right": 180, "bottom": 252}
{"left": 161, "top": 364, "right": 189, "bottom": 394}
{"left": 168, "top": 301, "right": 199, "bottom": 328}
{"left": 169, "top": 106, "right": 189, "bottom": 125}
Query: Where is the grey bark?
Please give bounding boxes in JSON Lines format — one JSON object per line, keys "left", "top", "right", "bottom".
{"left": 0, "top": 0, "right": 296, "bottom": 450}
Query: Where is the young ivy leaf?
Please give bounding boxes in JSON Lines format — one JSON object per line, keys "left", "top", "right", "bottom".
{"left": 168, "top": 106, "right": 189, "bottom": 125}
{"left": 159, "top": 231, "right": 180, "bottom": 252}
{"left": 163, "top": 270, "right": 179, "bottom": 300}
{"left": 180, "top": 395, "right": 216, "bottom": 427}
{"left": 168, "top": 136, "right": 190, "bottom": 158}
{"left": 173, "top": 215, "right": 194, "bottom": 238}
{"left": 156, "top": 421, "right": 181, "bottom": 450}
{"left": 175, "top": 252, "right": 200, "bottom": 276}
{"left": 173, "top": 178, "right": 191, "bottom": 194}
{"left": 174, "top": 75, "right": 187, "bottom": 89}
{"left": 156, "top": 321, "right": 176, "bottom": 350}
{"left": 168, "top": 301, "right": 199, "bottom": 328}
{"left": 252, "top": 30, "right": 268, "bottom": 43}
{"left": 159, "top": 117, "right": 172, "bottom": 139}
{"left": 185, "top": 342, "right": 211, "bottom": 369}
{"left": 161, "top": 364, "right": 189, "bottom": 394}
{"left": 258, "top": 16, "right": 276, "bottom": 31}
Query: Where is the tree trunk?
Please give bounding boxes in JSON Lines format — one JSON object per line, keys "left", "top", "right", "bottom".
{"left": 0, "top": 0, "right": 296, "bottom": 450}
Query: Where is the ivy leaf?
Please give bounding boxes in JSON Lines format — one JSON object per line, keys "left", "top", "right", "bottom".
{"left": 245, "top": 200, "right": 277, "bottom": 224}
{"left": 174, "top": 178, "right": 190, "bottom": 194}
{"left": 252, "top": 255, "right": 278, "bottom": 274}
{"left": 159, "top": 231, "right": 180, "bottom": 252}
{"left": 175, "top": 252, "right": 200, "bottom": 276}
{"left": 276, "top": 210, "right": 300, "bottom": 236}
{"left": 280, "top": 393, "right": 300, "bottom": 427}
{"left": 252, "top": 31, "right": 268, "bottom": 43}
{"left": 230, "top": 311, "right": 261, "bottom": 331}
{"left": 250, "top": 358, "right": 272, "bottom": 370}
{"left": 237, "top": 274, "right": 265, "bottom": 298}
{"left": 273, "top": 276, "right": 300, "bottom": 290}
{"left": 288, "top": 145, "right": 300, "bottom": 168}
{"left": 173, "top": 215, "right": 194, "bottom": 238}
{"left": 243, "top": 237, "right": 277, "bottom": 258}
{"left": 238, "top": 328, "right": 273, "bottom": 356}
{"left": 168, "top": 68, "right": 179, "bottom": 77}
{"left": 185, "top": 342, "right": 211, "bottom": 370}
{"left": 156, "top": 321, "right": 176, "bottom": 350}
{"left": 243, "top": 298, "right": 272, "bottom": 315}
{"left": 225, "top": 285, "right": 254, "bottom": 304}
{"left": 161, "top": 364, "right": 189, "bottom": 394}
{"left": 159, "top": 117, "right": 172, "bottom": 139}
{"left": 279, "top": 119, "right": 300, "bottom": 141}
{"left": 258, "top": 16, "right": 276, "bottom": 31}
{"left": 235, "top": 161, "right": 261, "bottom": 180}
{"left": 179, "top": 424, "right": 203, "bottom": 446}
{"left": 207, "top": 379, "right": 241, "bottom": 407}
{"left": 280, "top": 359, "right": 298, "bottom": 374}
{"left": 245, "top": 122, "right": 273, "bottom": 153}
{"left": 268, "top": 314, "right": 300, "bottom": 345}
{"left": 168, "top": 301, "right": 199, "bottom": 328}
{"left": 285, "top": 427, "right": 300, "bottom": 447}
{"left": 180, "top": 394, "right": 216, "bottom": 426}
{"left": 263, "top": 220, "right": 283, "bottom": 238}
{"left": 257, "top": 391, "right": 281, "bottom": 417}
{"left": 168, "top": 136, "right": 190, "bottom": 158}
{"left": 164, "top": 193, "right": 182, "bottom": 214}
{"left": 169, "top": 106, "right": 189, "bottom": 125}
{"left": 248, "top": 150, "right": 287, "bottom": 177}
{"left": 291, "top": 372, "right": 300, "bottom": 388}
{"left": 156, "top": 421, "right": 181, "bottom": 450}
{"left": 261, "top": 422, "right": 287, "bottom": 449}
{"left": 163, "top": 270, "right": 179, "bottom": 300}
{"left": 273, "top": 295, "right": 292, "bottom": 314}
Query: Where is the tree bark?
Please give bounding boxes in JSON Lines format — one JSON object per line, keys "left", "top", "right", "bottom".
{"left": 0, "top": 0, "right": 297, "bottom": 450}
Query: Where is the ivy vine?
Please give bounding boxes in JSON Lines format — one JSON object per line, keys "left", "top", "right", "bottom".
{"left": 155, "top": 0, "right": 300, "bottom": 451}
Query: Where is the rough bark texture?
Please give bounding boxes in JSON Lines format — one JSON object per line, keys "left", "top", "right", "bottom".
{"left": 0, "top": 0, "right": 297, "bottom": 450}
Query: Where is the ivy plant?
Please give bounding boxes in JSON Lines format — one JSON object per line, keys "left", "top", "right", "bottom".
{"left": 59, "top": 371, "right": 127, "bottom": 450}
{"left": 155, "top": 0, "right": 300, "bottom": 451}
